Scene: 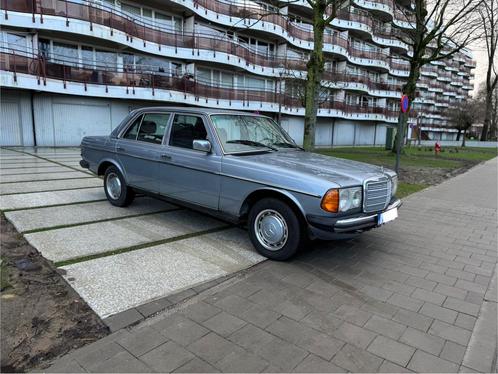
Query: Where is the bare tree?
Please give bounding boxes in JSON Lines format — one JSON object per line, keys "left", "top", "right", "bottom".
{"left": 479, "top": 0, "right": 498, "bottom": 140}
{"left": 301, "top": 0, "right": 348, "bottom": 150}
{"left": 446, "top": 98, "right": 484, "bottom": 146}
{"left": 393, "top": 0, "right": 483, "bottom": 172}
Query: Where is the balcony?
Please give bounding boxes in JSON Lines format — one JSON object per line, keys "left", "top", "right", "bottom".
{"left": 0, "top": 49, "right": 404, "bottom": 121}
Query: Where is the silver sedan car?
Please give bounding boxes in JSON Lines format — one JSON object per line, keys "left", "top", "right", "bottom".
{"left": 80, "top": 107, "right": 400, "bottom": 260}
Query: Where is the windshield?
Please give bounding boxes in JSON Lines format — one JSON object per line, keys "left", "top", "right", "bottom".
{"left": 210, "top": 114, "right": 299, "bottom": 154}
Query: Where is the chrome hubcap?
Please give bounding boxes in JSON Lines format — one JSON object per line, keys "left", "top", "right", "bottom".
{"left": 254, "top": 209, "right": 288, "bottom": 251}
{"left": 106, "top": 172, "right": 122, "bottom": 200}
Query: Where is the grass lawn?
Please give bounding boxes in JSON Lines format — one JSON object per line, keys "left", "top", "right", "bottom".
{"left": 315, "top": 146, "right": 497, "bottom": 197}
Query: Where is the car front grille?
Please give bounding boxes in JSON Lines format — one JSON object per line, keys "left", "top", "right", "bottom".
{"left": 364, "top": 177, "right": 391, "bottom": 213}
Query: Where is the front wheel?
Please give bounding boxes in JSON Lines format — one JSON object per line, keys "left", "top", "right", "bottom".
{"left": 248, "top": 198, "right": 305, "bottom": 261}
{"left": 103, "top": 166, "right": 135, "bottom": 207}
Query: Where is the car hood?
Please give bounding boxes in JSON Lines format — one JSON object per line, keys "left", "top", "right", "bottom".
{"left": 239, "top": 150, "right": 391, "bottom": 187}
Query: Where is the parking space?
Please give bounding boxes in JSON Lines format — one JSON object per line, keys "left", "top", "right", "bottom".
{"left": 0, "top": 147, "right": 264, "bottom": 319}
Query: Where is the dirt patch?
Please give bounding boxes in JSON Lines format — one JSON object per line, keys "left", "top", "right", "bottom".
{"left": 399, "top": 161, "right": 475, "bottom": 186}
{"left": 0, "top": 215, "right": 108, "bottom": 373}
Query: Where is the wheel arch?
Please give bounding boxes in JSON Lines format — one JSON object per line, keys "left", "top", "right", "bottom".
{"left": 97, "top": 159, "right": 126, "bottom": 179}
{"left": 239, "top": 188, "right": 307, "bottom": 224}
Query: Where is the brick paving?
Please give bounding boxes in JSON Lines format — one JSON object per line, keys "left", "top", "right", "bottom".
{"left": 47, "top": 158, "right": 497, "bottom": 373}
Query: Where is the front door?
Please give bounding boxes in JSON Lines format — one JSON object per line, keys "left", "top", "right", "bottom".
{"left": 159, "top": 113, "right": 221, "bottom": 209}
{"left": 116, "top": 112, "right": 171, "bottom": 193}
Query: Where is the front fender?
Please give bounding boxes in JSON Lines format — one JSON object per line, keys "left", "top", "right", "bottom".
{"left": 239, "top": 187, "right": 308, "bottom": 220}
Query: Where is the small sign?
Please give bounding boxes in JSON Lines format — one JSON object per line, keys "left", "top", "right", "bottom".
{"left": 400, "top": 95, "right": 410, "bottom": 113}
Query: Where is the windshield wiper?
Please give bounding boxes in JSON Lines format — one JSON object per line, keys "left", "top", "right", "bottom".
{"left": 272, "top": 142, "right": 304, "bottom": 150}
{"left": 226, "top": 140, "right": 278, "bottom": 151}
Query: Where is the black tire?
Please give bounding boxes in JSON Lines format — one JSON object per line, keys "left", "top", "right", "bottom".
{"left": 248, "top": 197, "right": 305, "bottom": 261}
{"left": 103, "top": 165, "right": 135, "bottom": 207}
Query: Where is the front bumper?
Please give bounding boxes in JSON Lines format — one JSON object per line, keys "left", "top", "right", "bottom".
{"left": 307, "top": 199, "right": 402, "bottom": 240}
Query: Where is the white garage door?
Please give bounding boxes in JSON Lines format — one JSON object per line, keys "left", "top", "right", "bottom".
{"left": 1, "top": 101, "right": 23, "bottom": 146}
{"left": 52, "top": 102, "right": 112, "bottom": 146}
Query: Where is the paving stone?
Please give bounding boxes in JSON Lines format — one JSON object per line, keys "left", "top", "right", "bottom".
{"left": 87, "top": 349, "right": 152, "bottom": 373}
{"left": 202, "top": 311, "right": 246, "bottom": 337}
{"left": 228, "top": 323, "right": 274, "bottom": 352}
{"left": 405, "top": 276, "right": 437, "bottom": 291}
{"left": 367, "top": 335, "right": 415, "bottom": 367}
{"left": 443, "top": 297, "right": 480, "bottom": 316}
{"left": 333, "top": 304, "right": 371, "bottom": 326}
{"left": 419, "top": 302, "right": 458, "bottom": 324}
{"left": 47, "top": 357, "right": 87, "bottom": 373}
{"left": 399, "top": 327, "right": 445, "bottom": 355}
{"left": 181, "top": 301, "right": 222, "bottom": 323}
{"left": 426, "top": 272, "right": 457, "bottom": 286}
{"left": 187, "top": 332, "right": 244, "bottom": 365}
{"left": 411, "top": 288, "right": 446, "bottom": 305}
{"left": 155, "top": 314, "right": 209, "bottom": 346}
{"left": 301, "top": 310, "right": 343, "bottom": 336}
{"left": 167, "top": 288, "right": 198, "bottom": 305}
{"left": 382, "top": 281, "right": 416, "bottom": 296}
{"left": 213, "top": 294, "right": 256, "bottom": 315}
{"left": 464, "top": 291, "right": 484, "bottom": 306}
{"left": 434, "top": 284, "right": 468, "bottom": 300}
{"left": 293, "top": 354, "right": 345, "bottom": 373}
{"left": 446, "top": 269, "right": 476, "bottom": 282}
{"left": 407, "top": 349, "right": 459, "bottom": 373}
{"left": 378, "top": 360, "right": 414, "bottom": 373}
{"left": 440, "top": 341, "right": 466, "bottom": 364}
{"left": 104, "top": 309, "right": 143, "bottom": 332}
{"left": 266, "top": 317, "right": 345, "bottom": 360}
{"left": 255, "top": 337, "right": 309, "bottom": 372}
{"left": 364, "top": 315, "right": 406, "bottom": 340}
{"left": 387, "top": 293, "right": 423, "bottom": 312}
{"left": 141, "top": 341, "right": 194, "bottom": 372}
{"left": 73, "top": 341, "right": 126, "bottom": 369}
{"left": 455, "top": 280, "right": 486, "bottom": 294}
{"left": 237, "top": 303, "right": 281, "bottom": 328}
{"left": 429, "top": 320, "right": 472, "bottom": 346}
{"left": 117, "top": 326, "right": 168, "bottom": 356}
{"left": 333, "top": 321, "right": 376, "bottom": 349}
{"left": 173, "top": 357, "right": 220, "bottom": 373}
{"left": 331, "top": 343, "right": 383, "bottom": 372}
{"left": 217, "top": 350, "right": 269, "bottom": 372}
{"left": 360, "top": 300, "right": 399, "bottom": 319}
{"left": 454, "top": 313, "right": 476, "bottom": 331}
{"left": 136, "top": 297, "right": 173, "bottom": 318}
{"left": 360, "top": 284, "right": 393, "bottom": 302}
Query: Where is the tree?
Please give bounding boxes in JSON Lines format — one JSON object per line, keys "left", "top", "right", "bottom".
{"left": 302, "top": 0, "right": 347, "bottom": 150}
{"left": 393, "top": 0, "right": 483, "bottom": 172}
{"left": 479, "top": 0, "right": 498, "bottom": 140}
{"left": 446, "top": 98, "right": 484, "bottom": 146}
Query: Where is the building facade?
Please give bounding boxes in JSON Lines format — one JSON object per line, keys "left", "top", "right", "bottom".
{"left": 0, "top": 0, "right": 475, "bottom": 147}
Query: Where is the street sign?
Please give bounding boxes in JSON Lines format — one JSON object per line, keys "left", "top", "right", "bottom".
{"left": 400, "top": 95, "right": 410, "bottom": 113}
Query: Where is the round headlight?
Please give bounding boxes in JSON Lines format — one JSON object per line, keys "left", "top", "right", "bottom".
{"left": 339, "top": 189, "right": 351, "bottom": 211}
{"left": 352, "top": 189, "right": 362, "bottom": 208}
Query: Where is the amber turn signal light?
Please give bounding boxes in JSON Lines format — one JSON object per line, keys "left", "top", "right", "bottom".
{"left": 321, "top": 189, "right": 339, "bottom": 212}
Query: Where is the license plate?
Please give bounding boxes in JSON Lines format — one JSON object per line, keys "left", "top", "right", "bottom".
{"left": 378, "top": 207, "right": 398, "bottom": 225}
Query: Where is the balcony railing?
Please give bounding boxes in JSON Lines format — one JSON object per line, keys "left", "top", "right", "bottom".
{"left": 1, "top": 49, "right": 401, "bottom": 118}
{"left": 1, "top": 0, "right": 410, "bottom": 73}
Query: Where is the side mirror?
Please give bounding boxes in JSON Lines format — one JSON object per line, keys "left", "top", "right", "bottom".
{"left": 193, "top": 139, "right": 211, "bottom": 153}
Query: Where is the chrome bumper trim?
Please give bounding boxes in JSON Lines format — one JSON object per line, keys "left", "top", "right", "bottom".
{"left": 335, "top": 199, "right": 402, "bottom": 228}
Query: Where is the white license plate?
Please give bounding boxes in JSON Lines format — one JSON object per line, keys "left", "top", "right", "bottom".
{"left": 378, "top": 207, "right": 398, "bottom": 225}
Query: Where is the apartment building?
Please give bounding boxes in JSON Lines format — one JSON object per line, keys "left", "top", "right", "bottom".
{"left": 0, "top": 0, "right": 475, "bottom": 146}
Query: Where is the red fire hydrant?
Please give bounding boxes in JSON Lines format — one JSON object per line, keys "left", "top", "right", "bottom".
{"left": 434, "top": 141, "right": 441, "bottom": 155}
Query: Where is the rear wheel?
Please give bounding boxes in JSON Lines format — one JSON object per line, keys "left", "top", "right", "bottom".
{"left": 103, "top": 166, "right": 135, "bottom": 207}
{"left": 248, "top": 198, "right": 305, "bottom": 260}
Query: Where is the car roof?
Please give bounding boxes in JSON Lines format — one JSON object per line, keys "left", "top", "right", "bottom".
{"left": 132, "top": 107, "right": 266, "bottom": 116}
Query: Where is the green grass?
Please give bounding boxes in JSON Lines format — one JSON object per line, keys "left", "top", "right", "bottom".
{"left": 397, "top": 182, "right": 428, "bottom": 198}
{"left": 316, "top": 146, "right": 497, "bottom": 170}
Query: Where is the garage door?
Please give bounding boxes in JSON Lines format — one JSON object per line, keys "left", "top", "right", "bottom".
{"left": 52, "top": 102, "right": 112, "bottom": 146}
{"left": 1, "top": 101, "right": 23, "bottom": 146}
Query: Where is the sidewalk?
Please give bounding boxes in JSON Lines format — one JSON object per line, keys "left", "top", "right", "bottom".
{"left": 48, "top": 158, "right": 498, "bottom": 373}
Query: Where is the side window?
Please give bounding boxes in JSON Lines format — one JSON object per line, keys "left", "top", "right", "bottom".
{"left": 123, "top": 115, "right": 142, "bottom": 140}
{"left": 137, "top": 113, "right": 170, "bottom": 144}
{"left": 169, "top": 114, "right": 208, "bottom": 149}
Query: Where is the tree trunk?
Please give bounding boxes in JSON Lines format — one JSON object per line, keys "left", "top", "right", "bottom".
{"left": 302, "top": 2, "right": 326, "bottom": 151}
{"left": 462, "top": 128, "right": 467, "bottom": 147}
{"left": 456, "top": 128, "right": 462, "bottom": 141}
{"left": 481, "top": 88, "right": 493, "bottom": 141}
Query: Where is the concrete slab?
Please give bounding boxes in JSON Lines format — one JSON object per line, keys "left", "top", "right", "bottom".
{"left": 0, "top": 161, "right": 55, "bottom": 169}
{"left": 0, "top": 187, "right": 106, "bottom": 211}
{"left": 62, "top": 228, "right": 263, "bottom": 317}
{"left": 25, "top": 210, "right": 227, "bottom": 262}
{"left": 0, "top": 166, "right": 76, "bottom": 176}
{"left": 5, "top": 198, "right": 175, "bottom": 233}
{"left": 0, "top": 159, "right": 54, "bottom": 165}
{"left": 0, "top": 178, "right": 102, "bottom": 195}
{"left": 0, "top": 171, "right": 92, "bottom": 183}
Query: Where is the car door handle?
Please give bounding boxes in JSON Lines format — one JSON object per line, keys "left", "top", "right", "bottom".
{"left": 117, "top": 146, "right": 125, "bottom": 152}
{"left": 160, "top": 154, "right": 171, "bottom": 160}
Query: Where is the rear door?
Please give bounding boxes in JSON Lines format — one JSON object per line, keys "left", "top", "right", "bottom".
{"left": 116, "top": 112, "right": 171, "bottom": 192}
